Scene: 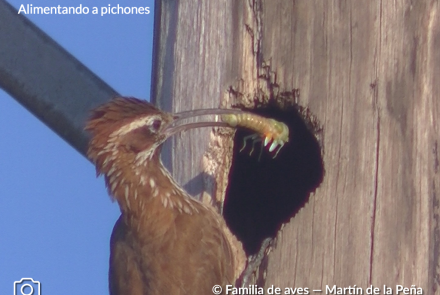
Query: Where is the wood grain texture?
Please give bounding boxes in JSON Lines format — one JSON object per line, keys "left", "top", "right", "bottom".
{"left": 151, "top": 0, "right": 237, "bottom": 201}
{"left": 152, "top": 0, "right": 440, "bottom": 292}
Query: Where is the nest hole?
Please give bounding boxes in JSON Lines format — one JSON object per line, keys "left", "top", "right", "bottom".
{"left": 223, "top": 102, "right": 324, "bottom": 255}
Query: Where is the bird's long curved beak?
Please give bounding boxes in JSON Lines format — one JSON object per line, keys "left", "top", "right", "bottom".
{"left": 163, "top": 108, "right": 244, "bottom": 138}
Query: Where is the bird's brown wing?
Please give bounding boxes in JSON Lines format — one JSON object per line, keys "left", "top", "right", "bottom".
{"left": 172, "top": 206, "right": 236, "bottom": 294}
{"left": 109, "top": 206, "right": 237, "bottom": 295}
{"left": 109, "top": 215, "right": 150, "bottom": 295}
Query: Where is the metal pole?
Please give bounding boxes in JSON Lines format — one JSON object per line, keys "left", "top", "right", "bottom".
{"left": 0, "top": 0, "right": 118, "bottom": 156}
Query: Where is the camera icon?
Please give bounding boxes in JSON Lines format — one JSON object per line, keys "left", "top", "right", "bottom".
{"left": 13, "top": 278, "right": 41, "bottom": 295}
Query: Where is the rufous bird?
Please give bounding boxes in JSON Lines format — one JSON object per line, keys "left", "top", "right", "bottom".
{"left": 85, "top": 97, "right": 245, "bottom": 295}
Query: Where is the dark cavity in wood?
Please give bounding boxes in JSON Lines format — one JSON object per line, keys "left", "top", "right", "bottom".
{"left": 223, "top": 98, "right": 324, "bottom": 255}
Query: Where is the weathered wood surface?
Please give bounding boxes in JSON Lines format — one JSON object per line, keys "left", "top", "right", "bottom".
{"left": 152, "top": 0, "right": 440, "bottom": 292}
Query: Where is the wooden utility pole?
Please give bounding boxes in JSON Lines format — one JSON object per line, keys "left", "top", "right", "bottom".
{"left": 153, "top": 1, "right": 440, "bottom": 293}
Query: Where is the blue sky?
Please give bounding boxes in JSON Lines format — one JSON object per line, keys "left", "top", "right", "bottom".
{"left": 0, "top": 0, "right": 154, "bottom": 293}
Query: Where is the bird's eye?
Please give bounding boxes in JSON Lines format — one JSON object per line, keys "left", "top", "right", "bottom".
{"left": 151, "top": 119, "right": 162, "bottom": 132}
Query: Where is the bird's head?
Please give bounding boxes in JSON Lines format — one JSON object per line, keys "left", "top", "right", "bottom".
{"left": 85, "top": 97, "right": 176, "bottom": 175}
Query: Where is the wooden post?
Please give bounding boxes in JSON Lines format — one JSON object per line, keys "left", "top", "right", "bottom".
{"left": 152, "top": 0, "right": 440, "bottom": 292}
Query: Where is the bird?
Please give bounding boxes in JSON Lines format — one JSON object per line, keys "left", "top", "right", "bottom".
{"left": 85, "top": 97, "right": 245, "bottom": 295}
